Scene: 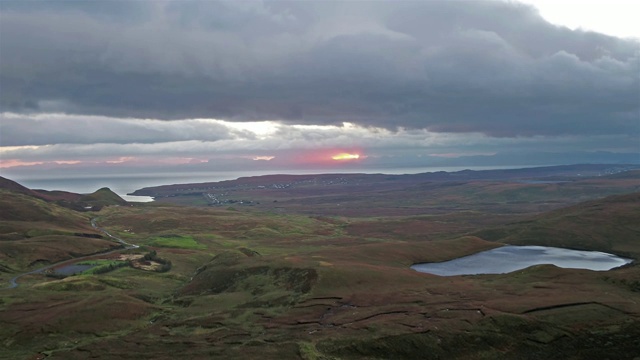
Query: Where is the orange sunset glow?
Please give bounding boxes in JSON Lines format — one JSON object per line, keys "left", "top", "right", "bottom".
{"left": 331, "top": 153, "right": 360, "bottom": 160}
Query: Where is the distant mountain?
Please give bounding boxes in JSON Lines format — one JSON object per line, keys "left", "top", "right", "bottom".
{"left": 79, "top": 187, "right": 127, "bottom": 207}
{"left": 426, "top": 151, "right": 640, "bottom": 167}
{"left": 130, "top": 163, "right": 640, "bottom": 197}
{"left": 0, "top": 176, "right": 126, "bottom": 211}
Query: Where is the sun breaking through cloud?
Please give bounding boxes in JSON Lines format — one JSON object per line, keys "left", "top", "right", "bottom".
{"left": 332, "top": 153, "right": 361, "bottom": 161}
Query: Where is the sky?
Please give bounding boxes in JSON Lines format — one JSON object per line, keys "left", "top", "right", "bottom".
{"left": 0, "top": 0, "right": 639, "bottom": 179}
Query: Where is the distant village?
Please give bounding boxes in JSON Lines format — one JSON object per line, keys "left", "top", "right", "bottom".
{"left": 201, "top": 177, "right": 354, "bottom": 206}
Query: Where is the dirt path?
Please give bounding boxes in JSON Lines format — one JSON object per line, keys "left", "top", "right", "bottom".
{"left": 4, "top": 218, "right": 138, "bottom": 289}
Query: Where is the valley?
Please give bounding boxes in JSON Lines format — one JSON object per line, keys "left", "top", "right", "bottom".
{"left": 1, "top": 165, "right": 639, "bottom": 359}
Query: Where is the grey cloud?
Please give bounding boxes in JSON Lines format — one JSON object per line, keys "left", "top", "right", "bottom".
{"left": 0, "top": 0, "right": 638, "bottom": 138}
{"left": 0, "top": 113, "right": 238, "bottom": 146}
{"left": 4, "top": 116, "right": 636, "bottom": 165}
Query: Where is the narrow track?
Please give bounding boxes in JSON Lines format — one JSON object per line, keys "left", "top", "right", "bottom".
{"left": 4, "top": 218, "right": 138, "bottom": 289}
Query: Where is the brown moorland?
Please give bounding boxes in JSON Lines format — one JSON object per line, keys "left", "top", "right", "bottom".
{"left": 1, "top": 167, "right": 639, "bottom": 359}
{"left": 0, "top": 189, "right": 121, "bottom": 274}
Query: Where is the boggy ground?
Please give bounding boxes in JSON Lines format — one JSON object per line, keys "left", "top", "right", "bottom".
{"left": 1, "top": 175, "right": 639, "bottom": 359}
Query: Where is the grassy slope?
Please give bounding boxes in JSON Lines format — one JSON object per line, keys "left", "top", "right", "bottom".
{"left": 0, "top": 176, "right": 127, "bottom": 209}
{"left": 0, "top": 190, "right": 90, "bottom": 225}
{"left": 0, "top": 189, "right": 120, "bottom": 275}
{"left": 1, "top": 185, "right": 640, "bottom": 359}
{"left": 79, "top": 188, "right": 127, "bottom": 207}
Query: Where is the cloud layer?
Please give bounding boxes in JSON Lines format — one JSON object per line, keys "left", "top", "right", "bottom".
{"left": 1, "top": 0, "right": 638, "bottom": 138}
{"left": 2, "top": 111, "right": 636, "bottom": 171}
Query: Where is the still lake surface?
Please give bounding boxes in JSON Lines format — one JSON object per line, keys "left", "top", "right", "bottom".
{"left": 7, "top": 166, "right": 526, "bottom": 202}
{"left": 411, "top": 245, "right": 633, "bottom": 276}
{"left": 54, "top": 264, "right": 95, "bottom": 276}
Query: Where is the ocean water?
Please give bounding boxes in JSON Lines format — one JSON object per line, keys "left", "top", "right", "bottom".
{"left": 5, "top": 166, "right": 526, "bottom": 202}
{"left": 7, "top": 172, "right": 249, "bottom": 202}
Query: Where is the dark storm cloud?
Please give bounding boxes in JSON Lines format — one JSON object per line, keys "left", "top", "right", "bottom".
{"left": 0, "top": 113, "right": 239, "bottom": 146}
{"left": 1, "top": 0, "right": 638, "bottom": 137}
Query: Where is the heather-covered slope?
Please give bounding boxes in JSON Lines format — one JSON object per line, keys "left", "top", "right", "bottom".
{"left": 0, "top": 180, "right": 123, "bottom": 275}
{"left": 0, "top": 176, "right": 127, "bottom": 211}
{"left": 1, "top": 173, "right": 639, "bottom": 359}
{"left": 476, "top": 192, "right": 640, "bottom": 258}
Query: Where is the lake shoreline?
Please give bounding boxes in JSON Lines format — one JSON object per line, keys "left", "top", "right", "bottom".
{"left": 411, "top": 245, "right": 634, "bottom": 276}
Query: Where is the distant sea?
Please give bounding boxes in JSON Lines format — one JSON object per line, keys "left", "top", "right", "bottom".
{"left": 7, "top": 166, "right": 528, "bottom": 202}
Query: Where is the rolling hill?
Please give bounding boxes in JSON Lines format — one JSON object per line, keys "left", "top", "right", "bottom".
{"left": 0, "top": 178, "right": 126, "bottom": 274}
{"left": 1, "top": 171, "right": 639, "bottom": 359}
{"left": 476, "top": 192, "right": 640, "bottom": 258}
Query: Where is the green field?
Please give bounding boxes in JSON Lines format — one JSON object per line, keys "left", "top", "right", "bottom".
{"left": 149, "top": 235, "right": 206, "bottom": 250}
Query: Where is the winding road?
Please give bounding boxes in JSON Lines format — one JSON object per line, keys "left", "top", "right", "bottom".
{"left": 4, "top": 218, "right": 138, "bottom": 289}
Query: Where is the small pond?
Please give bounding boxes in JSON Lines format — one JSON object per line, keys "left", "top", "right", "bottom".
{"left": 54, "top": 264, "right": 96, "bottom": 276}
{"left": 411, "top": 245, "right": 633, "bottom": 276}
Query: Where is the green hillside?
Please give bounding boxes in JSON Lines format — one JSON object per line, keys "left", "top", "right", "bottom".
{"left": 80, "top": 187, "right": 128, "bottom": 207}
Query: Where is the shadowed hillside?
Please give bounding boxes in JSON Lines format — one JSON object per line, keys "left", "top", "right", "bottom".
{"left": 475, "top": 192, "right": 640, "bottom": 258}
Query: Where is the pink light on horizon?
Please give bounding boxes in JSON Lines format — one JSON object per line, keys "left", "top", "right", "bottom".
{"left": 0, "top": 159, "right": 45, "bottom": 168}
{"left": 0, "top": 159, "right": 85, "bottom": 169}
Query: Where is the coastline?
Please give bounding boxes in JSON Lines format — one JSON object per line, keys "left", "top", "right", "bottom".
{"left": 3, "top": 165, "right": 534, "bottom": 196}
